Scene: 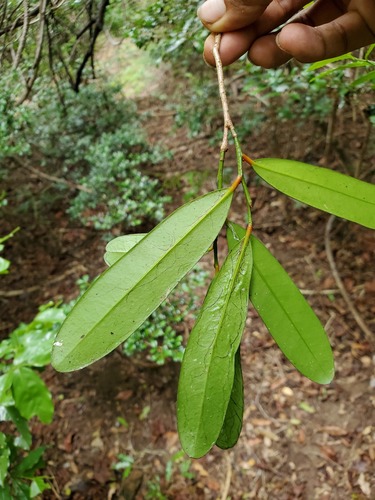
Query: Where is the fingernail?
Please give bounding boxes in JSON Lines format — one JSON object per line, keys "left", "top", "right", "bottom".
{"left": 203, "top": 52, "right": 215, "bottom": 68}
{"left": 198, "top": 0, "right": 226, "bottom": 25}
{"left": 275, "top": 32, "right": 287, "bottom": 53}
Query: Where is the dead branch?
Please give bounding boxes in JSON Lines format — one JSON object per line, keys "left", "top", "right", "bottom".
{"left": 324, "top": 215, "right": 373, "bottom": 343}
{"left": 0, "top": 264, "right": 87, "bottom": 297}
{"left": 221, "top": 454, "right": 233, "bottom": 500}
{"left": 1, "top": 0, "right": 111, "bottom": 98}
{"left": 73, "top": 0, "right": 109, "bottom": 91}
{"left": 17, "top": 0, "right": 47, "bottom": 104}
{"left": 12, "top": 0, "right": 30, "bottom": 69}
{"left": 22, "top": 163, "right": 93, "bottom": 193}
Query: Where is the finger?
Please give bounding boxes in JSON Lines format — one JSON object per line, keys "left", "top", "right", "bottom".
{"left": 198, "top": 0, "right": 271, "bottom": 32}
{"left": 202, "top": 0, "right": 307, "bottom": 65}
{"left": 249, "top": 3, "right": 375, "bottom": 67}
{"left": 278, "top": 12, "right": 375, "bottom": 65}
{"left": 248, "top": 33, "right": 290, "bottom": 68}
{"left": 246, "top": 0, "right": 352, "bottom": 67}
{"left": 203, "top": 30, "right": 257, "bottom": 66}
{"left": 277, "top": 12, "right": 375, "bottom": 62}
{"left": 254, "top": 0, "right": 319, "bottom": 35}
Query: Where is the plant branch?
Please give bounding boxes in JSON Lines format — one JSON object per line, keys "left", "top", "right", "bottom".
{"left": 12, "top": 0, "right": 29, "bottom": 70}
{"left": 213, "top": 33, "right": 235, "bottom": 154}
{"left": 12, "top": 157, "right": 92, "bottom": 193}
{"left": 213, "top": 33, "right": 252, "bottom": 225}
{"left": 73, "top": 0, "right": 109, "bottom": 92}
{"left": 17, "top": 0, "right": 47, "bottom": 104}
{"left": 324, "top": 215, "right": 373, "bottom": 343}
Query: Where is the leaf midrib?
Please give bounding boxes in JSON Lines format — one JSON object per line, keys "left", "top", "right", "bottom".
{"left": 254, "top": 161, "right": 375, "bottom": 205}
{"left": 251, "top": 242, "right": 331, "bottom": 378}
{"left": 191, "top": 241, "right": 251, "bottom": 455}
{"left": 63, "top": 189, "right": 232, "bottom": 357}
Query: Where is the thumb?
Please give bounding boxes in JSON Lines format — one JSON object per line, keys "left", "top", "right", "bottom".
{"left": 198, "top": 0, "right": 271, "bottom": 32}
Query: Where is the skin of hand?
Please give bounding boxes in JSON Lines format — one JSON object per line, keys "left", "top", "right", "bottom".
{"left": 198, "top": 0, "right": 375, "bottom": 68}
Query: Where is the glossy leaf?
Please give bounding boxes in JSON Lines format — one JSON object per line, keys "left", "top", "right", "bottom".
{"left": 52, "top": 188, "right": 234, "bottom": 372}
{"left": 308, "top": 53, "right": 353, "bottom": 71}
{"left": 351, "top": 70, "right": 375, "bottom": 87}
{"left": 13, "top": 447, "right": 45, "bottom": 476}
{"left": 11, "top": 368, "right": 54, "bottom": 424}
{"left": 30, "top": 477, "right": 50, "bottom": 497}
{"left": 227, "top": 223, "right": 334, "bottom": 384}
{"left": 104, "top": 234, "right": 147, "bottom": 266}
{"left": 0, "top": 432, "right": 10, "bottom": 487}
{"left": 177, "top": 234, "right": 253, "bottom": 458}
{"left": 0, "top": 372, "right": 13, "bottom": 403}
{"left": 215, "top": 347, "right": 244, "bottom": 450}
{"left": 12, "top": 321, "right": 57, "bottom": 367}
{"left": 5, "top": 407, "right": 32, "bottom": 450}
{"left": 252, "top": 158, "right": 375, "bottom": 229}
{"left": 104, "top": 233, "right": 212, "bottom": 267}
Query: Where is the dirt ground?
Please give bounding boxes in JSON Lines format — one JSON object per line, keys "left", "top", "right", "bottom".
{"left": 1, "top": 81, "right": 374, "bottom": 499}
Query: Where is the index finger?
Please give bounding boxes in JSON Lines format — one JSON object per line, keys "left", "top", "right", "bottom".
{"left": 198, "top": 0, "right": 271, "bottom": 32}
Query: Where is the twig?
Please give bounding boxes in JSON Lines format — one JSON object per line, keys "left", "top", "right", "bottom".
{"left": 221, "top": 453, "right": 233, "bottom": 500}
{"left": 17, "top": 0, "right": 47, "bottom": 104}
{"left": 300, "top": 288, "right": 340, "bottom": 296}
{"left": 213, "top": 33, "right": 235, "bottom": 153}
{"left": 73, "top": 0, "right": 109, "bottom": 92}
{"left": 0, "top": 264, "right": 87, "bottom": 297}
{"left": 254, "top": 387, "right": 280, "bottom": 425}
{"left": 324, "top": 94, "right": 339, "bottom": 159}
{"left": 12, "top": 0, "right": 29, "bottom": 69}
{"left": 20, "top": 163, "right": 93, "bottom": 193}
{"left": 212, "top": 33, "right": 251, "bottom": 211}
{"left": 355, "top": 117, "right": 372, "bottom": 178}
{"left": 324, "top": 215, "right": 373, "bottom": 343}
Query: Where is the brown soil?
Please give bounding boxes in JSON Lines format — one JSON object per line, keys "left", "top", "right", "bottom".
{"left": 1, "top": 86, "right": 374, "bottom": 500}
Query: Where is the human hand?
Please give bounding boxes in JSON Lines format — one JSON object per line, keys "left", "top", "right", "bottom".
{"left": 198, "top": 0, "right": 375, "bottom": 68}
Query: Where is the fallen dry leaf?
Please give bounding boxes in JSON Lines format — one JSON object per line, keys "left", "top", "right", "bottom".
{"left": 115, "top": 390, "right": 133, "bottom": 401}
{"left": 318, "top": 426, "right": 348, "bottom": 436}
{"left": 192, "top": 462, "right": 209, "bottom": 477}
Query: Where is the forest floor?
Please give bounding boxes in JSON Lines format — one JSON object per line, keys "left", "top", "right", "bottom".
{"left": 1, "top": 75, "right": 375, "bottom": 500}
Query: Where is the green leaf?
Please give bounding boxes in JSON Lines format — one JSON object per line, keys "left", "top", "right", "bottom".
{"left": 227, "top": 223, "right": 334, "bottom": 384}
{"left": 177, "top": 232, "right": 253, "bottom": 458}
{"left": 365, "top": 44, "right": 375, "bottom": 60}
{"left": 0, "top": 483, "right": 12, "bottom": 500}
{"left": 252, "top": 158, "right": 375, "bottom": 229}
{"left": 104, "top": 234, "right": 147, "bottom": 266}
{"left": 0, "top": 373, "right": 13, "bottom": 404}
{"left": 215, "top": 347, "right": 244, "bottom": 450}
{"left": 5, "top": 305, "right": 64, "bottom": 368}
{"left": 10, "top": 479, "right": 29, "bottom": 500}
{"left": 12, "top": 368, "right": 54, "bottom": 424}
{"left": 4, "top": 407, "right": 32, "bottom": 450}
{"left": 13, "top": 447, "right": 45, "bottom": 477}
{"left": 0, "top": 257, "right": 10, "bottom": 275}
{"left": 0, "top": 433, "right": 10, "bottom": 488}
{"left": 308, "top": 53, "right": 353, "bottom": 71}
{"left": 299, "top": 401, "right": 315, "bottom": 414}
{"left": 30, "top": 477, "right": 50, "bottom": 497}
{"left": 351, "top": 70, "right": 375, "bottom": 88}
{"left": 52, "top": 188, "right": 234, "bottom": 372}
{"left": 112, "top": 454, "right": 134, "bottom": 479}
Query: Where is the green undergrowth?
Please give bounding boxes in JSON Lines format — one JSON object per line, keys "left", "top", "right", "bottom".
{"left": 0, "top": 82, "right": 170, "bottom": 231}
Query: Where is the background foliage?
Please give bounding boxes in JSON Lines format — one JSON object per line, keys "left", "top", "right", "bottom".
{"left": 0, "top": 0, "right": 374, "bottom": 496}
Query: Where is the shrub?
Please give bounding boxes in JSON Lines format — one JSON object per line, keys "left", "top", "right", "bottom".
{"left": 1, "top": 82, "right": 169, "bottom": 231}
{"left": 122, "top": 266, "right": 208, "bottom": 364}
{"left": 0, "top": 304, "right": 60, "bottom": 498}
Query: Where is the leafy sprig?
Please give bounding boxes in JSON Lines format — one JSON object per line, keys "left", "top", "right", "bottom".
{"left": 51, "top": 35, "right": 375, "bottom": 458}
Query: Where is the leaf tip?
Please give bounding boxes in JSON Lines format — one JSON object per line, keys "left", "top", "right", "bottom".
{"left": 315, "top": 365, "right": 335, "bottom": 385}
{"left": 51, "top": 340, "right": 77, "bottom": 373}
